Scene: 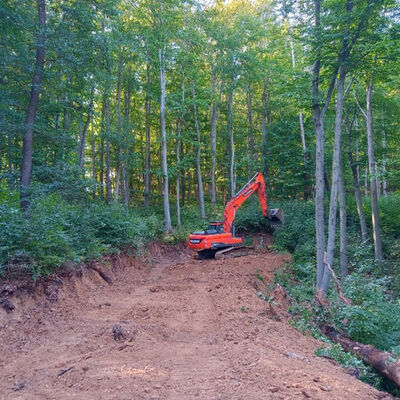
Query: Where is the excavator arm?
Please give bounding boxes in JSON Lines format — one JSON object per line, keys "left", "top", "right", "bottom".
{"left": 223, "top": 172, "right": 282, "bottom": 233}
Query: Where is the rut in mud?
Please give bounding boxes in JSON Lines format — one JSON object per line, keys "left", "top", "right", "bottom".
{"left": 0, "top": 239, "right": 391, "bottom": 400}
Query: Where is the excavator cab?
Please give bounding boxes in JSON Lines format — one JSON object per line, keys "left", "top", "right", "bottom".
{"left": 205, "top": 222, "right": 224, "bottom": 234}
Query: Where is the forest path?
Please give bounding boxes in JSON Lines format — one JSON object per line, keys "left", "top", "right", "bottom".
{"left": 0, "top": 241, "right": 387, "bottom": 400}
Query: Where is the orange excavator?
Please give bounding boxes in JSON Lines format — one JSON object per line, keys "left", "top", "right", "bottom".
{"left": 188, "top": 172, "right": 283, "bottom": 259}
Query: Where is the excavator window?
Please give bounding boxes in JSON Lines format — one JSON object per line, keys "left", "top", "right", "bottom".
{"left": 205, "top": 223, "right": 223, "bottom": 235}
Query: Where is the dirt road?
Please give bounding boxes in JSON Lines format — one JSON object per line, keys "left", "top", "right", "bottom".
{"left": 0, "top": 243, "right": 388, "bottom": 400}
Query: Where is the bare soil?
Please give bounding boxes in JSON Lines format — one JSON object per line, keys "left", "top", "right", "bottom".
{"left": 0, "top": 239, "right": 391, "bottom": 400}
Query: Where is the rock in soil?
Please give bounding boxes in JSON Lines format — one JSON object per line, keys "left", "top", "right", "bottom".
{"left": 0, "top": 298, "right": 15, "bottom": 313}
{"left": 112, "top": 324, "right": 126, "bottom": 341}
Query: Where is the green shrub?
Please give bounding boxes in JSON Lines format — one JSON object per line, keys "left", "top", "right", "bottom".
{"left": 272, "top": 200, "right": 315, "bottom": 259}
{"left": 315, "top": 344, "right": 378, "bottom": 385}
{"left": 0, "top": 190, "right": 165, "bottom": 278}
{"left": 331, "top": 274, "right": 400, "bottom": 350}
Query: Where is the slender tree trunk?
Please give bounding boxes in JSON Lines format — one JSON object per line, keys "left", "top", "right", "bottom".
{"left": 210, "top": 70, "right": 218, "bottom": 206}
{"left": 356, "top": 82, "right": 383, "bottom": 260}
{"left": 99, "top": 100, "right": 105, "bottom": 199}
{"left": 382, "top": 131, "right": 387, "bottom": 197}
{"left": 158, "top": 145, "right": 162, "bottom": 196}
{"left": 261, "top": 79, "right": 268, "bottom": 180}
{"left": 20, "top": 0, "right": 46, "bottom": 210}
{"left": 338, "top": 149, "right": 348, "bottom": 279}
{"left": 122, "top": 82, "right": 131, "bottom": 206}
{"left": 365, "top": 83, "right": 383, "bottom": 261}
{"left": 346, "top": 114, "right": 368, "bottom": 242}
{"left": 227, "top": 90, "right": 235, "bottom": 198}
{"left": 105, "top": 95, "right": 111, "bottom": 204}
{"left": 314, "top": 112, "right": 326, "bottom": 290}
{"left": 176, "top": 68, "right": 185, "bottom": 227}
{"left": 144, "top": 57, "right": 151, "bottom": 208}
{"left": 289, "top": 33, "right": 309, "bottom": 200}
{"left": 91, "top": 120, "right": 96, "bottom": 198}
{"left": 159, "top": 47, "right": 172, "bottom": 232}
{"left": 312, "top": 0, "right": 327, "bottom": 289}
{"left": 61, "top": 94, "right": 70, "bottom": 166}
{"left": 192, "top": 80, "right": 205, "bottom": 219}
{"left": 52, "top": 70, "right": 62, "bottom": 166}
{"left": 115, "top": 167, "right": 121, "bottom": 200}
{"left": 78, "top": 85, "right": 94, "bottom": 170}
{"left": 115, "top": 53, "right": 123, "bottom": 202}
{"left": 246, "top": 87, "right": 256, "bottom": 173}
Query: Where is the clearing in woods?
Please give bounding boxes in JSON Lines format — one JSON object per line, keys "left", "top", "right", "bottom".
{"left": 0, "top": 239, "right": 389, "bottom": 400}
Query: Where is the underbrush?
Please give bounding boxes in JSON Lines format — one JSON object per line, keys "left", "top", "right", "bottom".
{"left": 266, "top": 195, "right": 400, "bottom": 397}
{"left": 0, "top": 185, "right": 163, "bottom": 278}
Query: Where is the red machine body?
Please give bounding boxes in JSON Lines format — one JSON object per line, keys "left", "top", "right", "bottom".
{"left": 188, "top": 172, "right": 282, "bottom": 257}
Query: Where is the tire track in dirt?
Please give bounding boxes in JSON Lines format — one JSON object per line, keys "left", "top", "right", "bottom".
{"left": 0, "top": 244, "right": 391, "bottom": 400}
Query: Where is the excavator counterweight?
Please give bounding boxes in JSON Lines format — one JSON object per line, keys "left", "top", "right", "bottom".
{"left": 188, "top": 172, "right": 283, "bottom": 258}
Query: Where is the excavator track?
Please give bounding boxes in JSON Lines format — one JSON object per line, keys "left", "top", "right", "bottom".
{"left": 215, "top": 246, "right": 255, "bottom": 259}
{"left": 196, "top": 246, "right": 255, "bottom": 260}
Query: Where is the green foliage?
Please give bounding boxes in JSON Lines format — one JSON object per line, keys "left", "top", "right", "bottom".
{"left": 364, "top": 193, "right": 400, "bottom": 238}
{"left": 331, "top": 275, "right": 400, "bottom": 350}
{"left": 272, "top": 200, "right": 315, "bottom": 259}
{"left": 315, "top": 344, "right": 378, "bottom": 385}
{"left": 234, "top": 197, "right": 270, "bottom": 232}
{"left": 269, "top": 197, "right": 400, "bottom": 396}
{"left": 0, "top": 189, "right": 164, "bottom": 278}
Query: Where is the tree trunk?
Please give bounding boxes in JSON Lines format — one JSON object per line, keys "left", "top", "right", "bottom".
{"left": 99, "top": 110, "right": 105, "bottom": 200}
{"left": 115, "top": 167, "right": 121, "bottom": 201}
{"left": 176, "top": 68, "right": 185, "bottom": 227}
{"left": 227, "top": 90, "right": 235, "bottom": 198}
{"left": 20, "top": 0, "right": 46, "bottom": 211}
{"left": 192, "top": 80, "right": 205, "bottom": 219}
{"left": 322, "top": 325, "right": 400, "bottom": 388}
{"left": 382, "top": 131, "right": 387, "bottom": 197}
{"left": 210, "top": 70, "right": 218, "bottom": 206}
{"left": 159, "top": 47, "right": 172, "bottom": 232}
{"left": 365, "top": 83, "right": 383, "bottom": 261}
{"left": 246, "top": 87, "right": 256, "bottom": 173}
{"left": 314, "top": 111, "right": 326, "bottom": 290}
{"left": 144, "top": 56, "right": 151, "bottom": 208}
{"left": 346, "top": 114, "right": 368, "bottom": 242}
{"left": 338, "top": 149, "right": 348, "bottom": 279}
{"left": 105, "top": 94, "right": 111, "bottom": 204}
{"left": 289, "top": 33, "right": 309, "bottom": 200}
{"left": 320, "top": 65, "right": 347, "bottom": 295}
{"left": 78, "top": 85, "right": 94, "bottom": 170}
{"left": 115, "top": 53, "right": 123, "bottom": 202}
{"left": 91, "top": 121, "right": 97, "bottom": 198}
{"left": 122, "top": 82, "right": 131, "bottom": 206}
{"left": 312, "top": 0, "right": 326, "bottom": 290}
{"left": 261, "top": 79, "right": 268, "bottom": 180}
{"left": 356, "top": 83, "right": 383, "bottom": 260}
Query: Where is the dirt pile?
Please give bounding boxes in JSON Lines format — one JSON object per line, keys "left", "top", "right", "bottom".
{"left": 0, "top": 242, "right": 392, "bottom": 400}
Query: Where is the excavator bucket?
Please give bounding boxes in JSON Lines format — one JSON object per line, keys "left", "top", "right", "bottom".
{"left": 267, "top": 208, "right": 284, "bottom": 225}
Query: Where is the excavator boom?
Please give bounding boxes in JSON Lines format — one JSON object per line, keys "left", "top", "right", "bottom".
{"left": 223, "top": 172, "right": 268, "bottom": 233}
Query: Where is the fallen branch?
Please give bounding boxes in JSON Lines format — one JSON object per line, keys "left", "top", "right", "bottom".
{"left": 322, "top": 325, "right": 400, "bottom": 388}
{"left": 323, "top": 252, "right": 353, "bottom": 305}
{"left": 57, "top": 365, "right": 74, "bottom": 377}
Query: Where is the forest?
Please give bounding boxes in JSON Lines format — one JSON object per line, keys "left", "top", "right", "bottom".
{"left": 1, "top": 0, "right": 400, "bottom": 395}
